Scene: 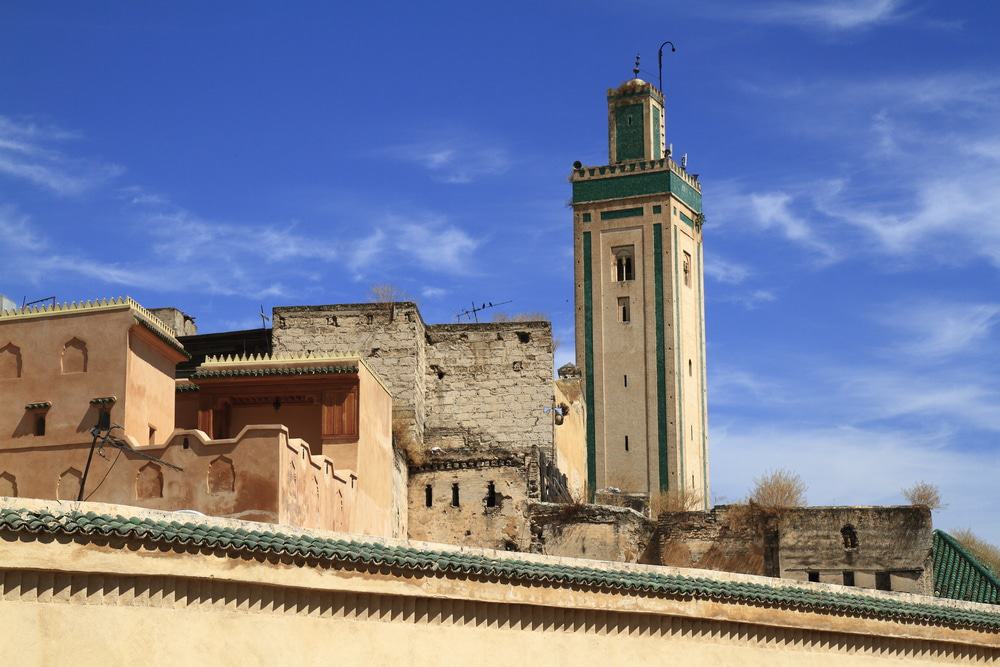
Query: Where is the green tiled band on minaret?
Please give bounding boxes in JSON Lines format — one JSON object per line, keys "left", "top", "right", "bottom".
{"left": 583, "top": 231, "right": 597, "bottom": 501}
{"left": 653, "top": 223, "right": 669, "bottom": 491}
{"left": 615, "top": 104, "right": 644, "bottom": 161}
{"left": 572, "top": 171, "right": 702, "bottom": 212}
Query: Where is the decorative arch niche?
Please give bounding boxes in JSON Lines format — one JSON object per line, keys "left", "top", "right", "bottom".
{"left": 0, "top": 343, "right": 21, "bottom": 379}
{"left": 61, "top": 338, "right": 88, "bottom": 374}
{"left": 207, "top": 456, "right": 235, "bottom": 494}
{"left": 0, "top": 472, "right": 17, "bottom": 497}
{"left": 135, "top": 463, "right": 163, "bottom": 499}
{"left": 57, "top": 468, "right": 82, "bottom": 501}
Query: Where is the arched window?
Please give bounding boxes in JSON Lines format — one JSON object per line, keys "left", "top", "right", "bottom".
{"left": 613, "top": 246, "right": 635, "bottom": 282}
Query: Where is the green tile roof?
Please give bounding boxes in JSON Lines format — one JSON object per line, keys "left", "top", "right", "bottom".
{"left": 933, "top": 529, "right": 1000, "bottom": 605}
{"left": 1, "top": 507, "right": 998, "bottom": 631}
{"left": 190, "top": 364, "right": 357, "bottom": 379}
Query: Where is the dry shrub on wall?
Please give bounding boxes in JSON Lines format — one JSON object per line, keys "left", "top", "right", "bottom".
{"left": 902, "top": 481, "right": 943, "bottom": 510}
{"left": 392, "top": 417, "right": 424, "bottom": 467}
{"left": 748, "top": 469, "right": 806, "bottom": 510}
{"left": 951, "top": 529, "right": 1000, "bottom": 576}
{"left": 370, "top": 283, "right": 408, "bottom": 303}
{"left": 649, "top": 488, "right": 702, "bottom": 517}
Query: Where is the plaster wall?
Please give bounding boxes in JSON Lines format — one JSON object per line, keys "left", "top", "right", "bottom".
{"left": 124, "top": 327, "right": 178, "bottom": 445}
{"left": 408, "top": 462, "right": 530, "bottom": 550}
{"left": 1, "top": 500, "right": 993, "bottom": 665}
{"left": 553, "top": 379, "right": 587, "bottom": 500}
{"left": 0, "top": 310, "right": 132, "bottom": 447}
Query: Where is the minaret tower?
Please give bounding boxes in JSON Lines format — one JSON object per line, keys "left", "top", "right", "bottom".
{"left": 571, "top": 60, "right": 709, "bottom": 508}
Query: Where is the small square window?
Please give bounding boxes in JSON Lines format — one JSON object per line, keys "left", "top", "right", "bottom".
{"left": 843, "top": 571, "right": 855, "bottom": 587}
{"left": 875, "top": 572, "right": 892, "bottom": 591}
{"left": 652, "top": 205, "right": 662, "bottom": 214}
{"left": 807, "top": 571, "right": 819, "bottom": 583}
{"left": 581, "top": 212, "right": 592, "bottom": 223}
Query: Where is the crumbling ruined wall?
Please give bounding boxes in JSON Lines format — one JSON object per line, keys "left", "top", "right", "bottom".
{"left": 424, "top": 321, "right": 552, "bottom": 454}
{"left": 271, "top": 303, "right": 427, "bottom": 440}
{"left": 777, "top": 505, "right": 933, "bottom": 594}
{"left": 529, "top": 502, "right": 653, "bottom": 563}
{"left": 407, "top": 455, "right": 534, "bottom": 550}
{"left": 648, "top": 505, "right": 933, "bottom": 594}
{"left": 648, "top": 506, "right": 774, "bottom": 576}
{"left": 553, "top": 374, "right": 587, "bottom": 500}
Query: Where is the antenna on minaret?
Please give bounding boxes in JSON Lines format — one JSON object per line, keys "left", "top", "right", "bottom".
{"left": 633, "top": 54, "right": 641, "bottom": 78}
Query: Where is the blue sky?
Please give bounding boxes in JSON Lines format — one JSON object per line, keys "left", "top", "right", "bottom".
{"left": 2, "top": 1, "right": 998, "bottom": 542}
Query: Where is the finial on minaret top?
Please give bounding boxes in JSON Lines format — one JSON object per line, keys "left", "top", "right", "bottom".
{"left": 633, "top": 54, "right": 641, "bottom": 78}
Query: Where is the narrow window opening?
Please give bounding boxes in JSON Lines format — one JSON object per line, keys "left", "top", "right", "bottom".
{"left": 486, "top": 481, "right": 497, "bottom": 508}
{"left": 688, "top": 359, "right": 693, "bottom": 376}
{"left": 425, "top": 484, "right": 433, "bottom": 508}
{"left": 451, "top": 483, "right": 460, "bottom": 507}
{"left": 683, "top": 251, "right": 692, "bottom": 287}
{"left": 843, "top": 571, "right": 855, "bottom": 587}
{"left": 97, "top": 407, "right": 111, "bottom": 431}
{"left": 34, "top": 415, "right": 45, "bottom": 436}
{"left": 875, "top": 572, "right": 892, "bottom": 591}
{"left": 624, "top": 435, "right": 629, "bottom": 452}
{"left": 182, "top": 437, "right": 190, "bottom": 450}
{"left": 618, "top": 297, "right": 631, "bottom": 323}
{"left": 807, "top": 571, "right": 820, "bottom": 583}
{"left": 690, "top": 425, "right": 693, "bottom": 440}
{"left": 623, "top": 374, "right": 628, "bottom": 387}
{"left": 841, "top": 524, "right": 859, "bottom": 550}
{"left": 148, "top": 426, "right": 156, "bottom": 445}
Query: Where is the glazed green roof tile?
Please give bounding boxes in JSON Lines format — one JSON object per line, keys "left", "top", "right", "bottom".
{"left": 191, "top": 364, "right": 358, "bottom": 379}
{"left": 1, "top": 507, "right": 998, "bottom": 631}
{"left": 133, "top": 315, "right": 191, "bottom": 359}
{"left": 175, "top": 383, "right": 200, "bottom": 393}
{"left": 24, "top": 401, "right": 51, "bottom": 410}
{"left": 933, "top": 529, "right": 1000, "bottom": 605}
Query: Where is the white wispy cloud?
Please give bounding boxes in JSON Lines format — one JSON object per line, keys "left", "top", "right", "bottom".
{"left": 421, "top": 286, "right": 447, "bottom": 299}
{"left": 0, "top": 116, "right": 122, "bottom": 195}
{"left": 722, "top": 288, "right": 777, "bottom": 310}
{"left": 704, "top": 253, "right": 751, "bottom": 284}
{"left": 381, "top": 135, "right": 511, "bottom": 184}
{"left": 749, "top": 192, "right": 839, "bottom": 262}
{"left": 878, "top": 301, "right": 1000, "bottom": 358}
{"left": 740, "top": 0, "right": 909, "bottom": 30}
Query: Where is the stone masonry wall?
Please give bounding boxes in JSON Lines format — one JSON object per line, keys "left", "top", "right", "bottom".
{"left": 424, "top": 321, "right": 553, "bottom": 455}
{"left": 529, "top": 502, "right": 654, "bottom": 563}
{"left": 271, "top": 303, "right": 427, "bottom": 440}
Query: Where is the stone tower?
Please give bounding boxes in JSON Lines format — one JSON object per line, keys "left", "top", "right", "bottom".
{"left": 571, "top": 73, "right": 708, "bottom": 508}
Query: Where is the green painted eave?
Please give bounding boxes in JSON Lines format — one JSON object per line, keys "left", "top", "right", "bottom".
{"left": 190, "top": 365, "right": 357, "bottom": 380}
{"left": 933, "top": 529, "right": 1000, "bottom": 605}
{"left": 1, "top": 507, "right": 998, "bottom": 631}
{"left": 572, "top": 170, "right": 702, "bottom": 213}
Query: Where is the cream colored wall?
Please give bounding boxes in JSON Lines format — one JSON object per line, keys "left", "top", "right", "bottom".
{"left": 348, "top": 363, "right": 398, "bottom": 537}
{"left": 0, "top": 500, "right": 995, "bottom": 666}
{"left": 124, "top": 326, "right": 178, "bottom": 446}
{"left": 0, "top": 309, "right": 131, "bottom": 448}
{"left": 553, "top": 379, "right": 587, "bottom": 499}
{"left": 669, "top": 197, "right": 708, "bottom": 508}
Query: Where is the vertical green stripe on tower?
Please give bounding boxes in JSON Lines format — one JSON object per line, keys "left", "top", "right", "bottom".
{"left": 697, "top": 242, "right": 709, "bottom": 509}
{"left": 653, "top": 224, "right": 669, "bottom": 491}
{"left": 673, "top": 225, "right": 686, "bottom": 491}
{"left": 583, "top": 231, "right": 597, "bottom": 501}
{"left": 652, "top": 106, "right": 661, "bottom": 159}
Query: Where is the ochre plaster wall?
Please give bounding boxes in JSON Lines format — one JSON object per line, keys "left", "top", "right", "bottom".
{"left": 0, "top": 309, "right": 132, "bottom": 448}
{"left": 124, "top": 326, "right": 178, "bottom": 446}
{"left": 0, "top": 500, "right": 995, "bottom": 666}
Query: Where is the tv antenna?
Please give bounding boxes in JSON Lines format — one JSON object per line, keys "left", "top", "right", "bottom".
{"left": 78, "top": 424, "right": 183, "bottom": 502}
{"left": 21, "top": 295, "right": 56, "bottom": 310}
{"left": 258, "top": 305, "right": 270, "bottom": 329}
{"left": 456, "top": 299, "right": 513, "bottom": 323}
